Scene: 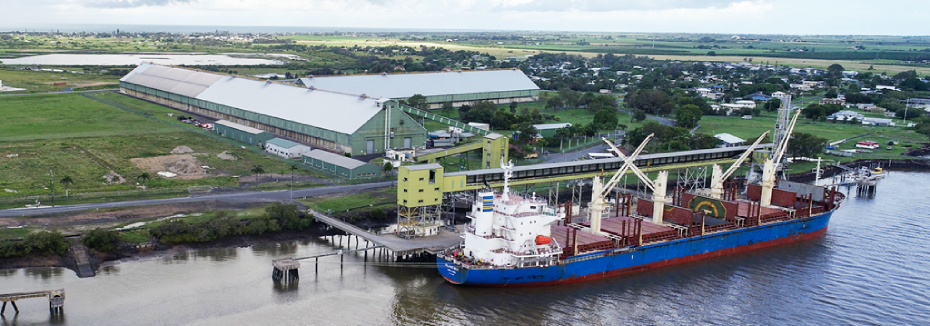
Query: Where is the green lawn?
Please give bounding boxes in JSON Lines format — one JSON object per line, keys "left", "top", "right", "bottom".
{"left": 0, "top": 93, "right": 175, "bottom": 142}
{"left": 0, "top": 68, "right": 121, "bottom": 93}
{"left": 299, "top": 187, "right": 396, "bottom": 213}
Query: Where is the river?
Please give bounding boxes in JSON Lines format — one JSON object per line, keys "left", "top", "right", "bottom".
{"left": 2, "top": 172, "right": 929, "bottom": 325}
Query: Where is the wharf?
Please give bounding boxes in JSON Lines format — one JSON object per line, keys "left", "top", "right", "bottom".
{"left": 308, "top": 209, "right": 462, "bottom": 254}
{"left": 1, "top": 289, "right": 65, "bottom": 315}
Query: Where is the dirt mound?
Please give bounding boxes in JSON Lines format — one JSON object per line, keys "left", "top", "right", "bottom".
{"left": 130, "top": 154, "right": 207, "bottom": 180}
{"left": 216, "top": 150, "right": 238, "bottom": 161}
{"left": 102, "top": 171, "right": 126, "bottom": 184}
{"left": 170, "top": 146, "right": 194, "bottom": 154}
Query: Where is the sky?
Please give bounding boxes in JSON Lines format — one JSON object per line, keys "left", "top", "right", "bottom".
{"left": 2, "top": 0, "right": 927, "bottom": 35}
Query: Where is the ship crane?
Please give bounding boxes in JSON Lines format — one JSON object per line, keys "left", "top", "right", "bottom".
{"left": 761, "top": 110, "right": 803, "bottom": 206}
{"left": 707, "top": 131, "right": 770, "bottom": 199}
{"left": 588, "top": 134, "right": 655, "bottom": 235}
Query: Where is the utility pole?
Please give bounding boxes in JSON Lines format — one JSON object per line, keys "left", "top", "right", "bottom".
{"left": 49, "top": 169, "right": 54, "bottom": 204}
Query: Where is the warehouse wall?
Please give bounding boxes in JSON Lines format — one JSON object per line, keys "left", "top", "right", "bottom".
{"left": 349, "top": 102, "right": 428, "bottom": 156}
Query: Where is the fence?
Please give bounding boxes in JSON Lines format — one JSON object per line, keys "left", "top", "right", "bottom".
{"left": 0, "top": 187, "right": 190, "bottom": 207}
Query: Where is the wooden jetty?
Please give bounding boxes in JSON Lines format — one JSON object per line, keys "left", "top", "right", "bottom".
{"left": 1, "top": 289, "right": 65, "bottom": 315}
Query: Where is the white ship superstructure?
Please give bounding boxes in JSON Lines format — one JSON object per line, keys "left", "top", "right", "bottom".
{"left": 460, "top": 161, "right": 563, "bottom": 268}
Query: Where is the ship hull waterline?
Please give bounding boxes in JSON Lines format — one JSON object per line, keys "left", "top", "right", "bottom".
{"left": 439, "top": 209, "right": 833, "bottom": 287}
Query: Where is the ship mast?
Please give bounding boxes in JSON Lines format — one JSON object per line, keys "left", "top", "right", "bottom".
{"left": 500, "top": 159, "right": 514, "bottom": 201}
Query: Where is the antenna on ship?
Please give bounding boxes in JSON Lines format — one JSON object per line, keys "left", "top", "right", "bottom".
{"left": 501, "top": 159, "right": 514, "bottom": 201}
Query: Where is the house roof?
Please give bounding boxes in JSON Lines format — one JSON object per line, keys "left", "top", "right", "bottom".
{"left": 303, "top": 149, "right": 370, "bottom": 169}
{"left": 214, "top": 120, "right": 268, "bottom": 135}
{"left": 266, "top": 137, "right": 305, "bottom": 149}
{"left": 297, "top": 69, "right": 539, "bottom": 99}
{"left": 533, "top": 123, "right": 572, "bottom": 130}
{"left": 714, "top": 133, "right": 746, "bottom": 144}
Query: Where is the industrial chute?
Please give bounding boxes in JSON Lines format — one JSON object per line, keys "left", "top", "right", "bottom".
{"left": 588, "top": 134, "right": 654, "bottom": 235}
{"left": 707, "top": 131, "right": 770, "bottom": 199}
{"left": 761, "top": 110, "right": 803, "bottom": 206}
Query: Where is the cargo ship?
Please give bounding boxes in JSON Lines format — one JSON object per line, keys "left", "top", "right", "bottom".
{"left": 438, "top": 113, "right": 845, "bottom": 286}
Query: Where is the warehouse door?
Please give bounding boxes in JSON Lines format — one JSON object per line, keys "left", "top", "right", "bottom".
{"left": 404, "top": 137, "right": 411, "bottom": 148}
{"left": 367, "top": 140, "right": 375, "bottom": 153}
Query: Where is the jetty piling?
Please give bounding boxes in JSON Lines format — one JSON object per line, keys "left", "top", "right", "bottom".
{"left": 1, "top": 289, "right": 65, "bottom": 316}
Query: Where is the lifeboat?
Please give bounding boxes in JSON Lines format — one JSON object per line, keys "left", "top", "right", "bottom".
{"left": 535, "top": 235, "right": 552, "bottom": 245}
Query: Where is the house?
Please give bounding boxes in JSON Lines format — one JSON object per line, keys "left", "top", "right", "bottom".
{"left": 533, "top": 123, "right": 572, "bottom": 138}
{"left": 876, "top": 85, "right": 900, "bottom": 91}
{"left": 856, "top": 103, "right": 877, "bottom": 111}
{"left": 885, "top": 111, "right": 897, "bottom": 117}
{"left": 265, "top": 138, "right": 312, "bottom": 159}
{"left": 827, "top": 110, "right": 865, "bottom": 121}
{"left": 856, "top": 141, "right": 880, "bottom": 149}
{"left": 714, "top": 133, "right": 746, "bottom": 148}
{"left": 820, "top": 98, "right": 846, "bottom": 105}
{"left": 790, "top": 84, "right": 813, "bottom": 91}
{"left": 861, "top": 117, "right": 895, "bottom": 126}
{"left": 802, "top": 80, "right": 825, "bottom": 89}
{"left": 745, "top": 92, "right": 772, "bottom": 101}
{"left": 734, "top": 100, "right": 757, "bottom": 108}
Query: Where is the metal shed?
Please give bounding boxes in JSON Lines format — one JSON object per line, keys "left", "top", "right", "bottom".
{"left": 301, "top": 150, "right": 382, "bottom": 179}
{"left": 214, "top": 120, "right": 274, "bottom": 146}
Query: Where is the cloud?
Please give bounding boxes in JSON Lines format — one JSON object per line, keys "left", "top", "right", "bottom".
{"left": 85, "top": 0, "right": 196, "bottom": 9}
{"left": 491, "top": 0, "right": 737, "bottom": 12}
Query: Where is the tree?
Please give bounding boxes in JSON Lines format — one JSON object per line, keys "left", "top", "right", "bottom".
{"left": 405, "top": 94, "right": 428, "bottom": 110}
{"left": 137, "top": 172, "right": 151, "bottom": 191}
{"left": 382, "top": 162, "right": 394, "bottom": 174}
{"left": 824, "top": 89, "right": 838, "bottom": 99}
{"left": 675, "top": 104, "right": 703, "bottom": 129}
{"left": 509, "top": 101, "right": 518, "bottom": 114}
{"left": 633, "top": 109, "right": 647, "bottom": 122}
{"left": 763, "top": 98, "right": 782, "bottom": 112}
{"left": 592, "top": 107, "right": 618, "bottom": 131}
{"left": 788, "top": 133, "right": 828, "bottom": 157}
{"left": 59, "top": 175, "right": 73, "bottom": 198}
{"left": 442, "top": 102, "right": 455, "bottom": 116}
{"left": 707, "top": 51, "right": 717, "bottom": 56}
{"left": 558, "top": 87, "right": 580, "bottom": 108}
{"left": 627, "top": 89, "right": 675, "bottom": 116}
{"left": 251, "top": 165, "right": 265, "bottom": 175}
{"left": 827, "top": 63, "right": 845, "bottom": 78}
{"left": 546, "top": 96, "right": 565, "bottom": 111}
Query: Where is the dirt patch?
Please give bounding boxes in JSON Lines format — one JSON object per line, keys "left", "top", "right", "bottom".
{"left": 170, "top": 145, "right": 195, "bottom": 154}
{"left": 130, "top": 154, "right": 206, "bottom": 179}
{"left": 216, "top": 150, "right": 238, "bottom": 161}
{"left": 102, "top": 170, "right": 126, "bottom": 184}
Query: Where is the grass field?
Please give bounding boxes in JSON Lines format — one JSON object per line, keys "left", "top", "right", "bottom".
{"left": 0, "top": 92, "right": 324, "bottom": 198}
{"left": 0, "top": 68, "right": 120, "bottom": 93}
{"left": 299, "top": 187, "right": 396, "bottom": 213}
{"left": 697, "top": 110, "right": 927, "bottom": 157}
{"left": 0, "top": 93, "right": 176, "bottom": 142}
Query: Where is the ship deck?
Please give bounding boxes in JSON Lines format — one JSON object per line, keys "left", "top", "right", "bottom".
{"left": 582, "top": 216, "right": 681, "bottom": 243}
{"left": 551, "top": 225, "right": 614, "bottom": 252}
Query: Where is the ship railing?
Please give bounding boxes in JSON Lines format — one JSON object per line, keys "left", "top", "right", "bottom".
{"left": 495, "top": 210, "right": 545, "bottom": 218}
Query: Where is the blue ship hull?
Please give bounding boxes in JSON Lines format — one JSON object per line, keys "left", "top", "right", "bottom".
{"left": 438, "top": 210, "right": 833, "bottom": 286}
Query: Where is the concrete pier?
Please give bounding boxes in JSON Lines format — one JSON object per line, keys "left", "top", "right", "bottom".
{"left": 1, "top": 289, "right": 65, "bottom": 315}
{"left": 271, "top": 259, "right": 300, "bottom": 284}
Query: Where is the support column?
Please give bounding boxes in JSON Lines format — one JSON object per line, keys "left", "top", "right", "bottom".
{"left": 652, "top": 171, "right": 668, "bottom": 225}
{"left": 709, "top": 164, "right": 724, "bottom": 199}
{"left": 760, "top": 160, "right": 776, "bottom": 206}
{"left": 589, "top": 176, "right": 604, "bottom": 235}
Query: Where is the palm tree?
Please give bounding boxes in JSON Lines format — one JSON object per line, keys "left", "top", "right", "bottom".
{"left": 137, "top": 172, "right": 151, "bottom": 191}
{"left": 59, "top": 175, "right": 74, "bottom": 198}
{"left": 251, "top": 165, "right": 265, "bottom": 175}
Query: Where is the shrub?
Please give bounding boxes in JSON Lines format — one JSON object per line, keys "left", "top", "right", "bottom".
{"left": 82, "top": 228, "right": 120, "bottom": 253}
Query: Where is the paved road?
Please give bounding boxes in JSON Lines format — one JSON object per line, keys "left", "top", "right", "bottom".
{"left": 0, "top": 181, "right": 393, "bottom": 218}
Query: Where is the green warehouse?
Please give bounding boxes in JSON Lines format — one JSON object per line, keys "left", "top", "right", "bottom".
{"left": 302, "top": 150, "right": 382, "bottom": 179}
{"left": 214, "top": 120, "right": 274, "bottom": 147}
{"left": 120, "top": 63, "right": 428, "bottom": 156}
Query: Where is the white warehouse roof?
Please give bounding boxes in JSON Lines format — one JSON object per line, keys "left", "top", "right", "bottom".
{"left": 303, "top": 149, "right": 369, "bottom": 169}
{"left": 297, "top": 69, "right": 539, "bottom": 99}
{"left": 122, "top": 63, "right": 386, "bottom": 135}
{"left": 215, "top": 120, "right": 268, "bottom": 135}
{"left": 197, "top": 77, "right": 383, "bottom": 135}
